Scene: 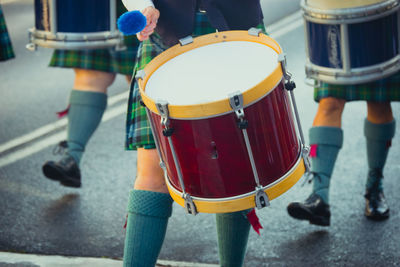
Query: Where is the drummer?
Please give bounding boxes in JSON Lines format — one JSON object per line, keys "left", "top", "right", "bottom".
{"left": 287, "top": 26, "right": 399, "bottom": 225}
{"left": 121, "top": 0, "right": 265, "bottom": 266}
{"left": 41, "top": 1, "right": 140, "bottom": 188}
{"left": 0, "top": 3, "right": 15, "bottom": 62}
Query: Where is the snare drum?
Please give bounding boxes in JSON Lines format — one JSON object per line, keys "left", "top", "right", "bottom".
{"left": 137, "top": 30, "right": 307, "bottom": 214}
{"left": 27, "top": 0, "right": 123, "bottom": 50}
{"left": 302, "top": 0, "right": 400, "bottom": 84}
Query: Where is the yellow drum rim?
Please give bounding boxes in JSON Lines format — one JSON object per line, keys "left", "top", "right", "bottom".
{"left": 167, "top": 158, "right": 306, "bottom": 213}
{"left": 304, "top": 0, "right": 387, "bottom": 9}
{"left": 138, "top": 30, "right": 284, "bottom": 119}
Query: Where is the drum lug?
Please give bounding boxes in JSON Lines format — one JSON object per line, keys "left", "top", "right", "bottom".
{"left": 229, "top": 92, "right": 245, "bottom": 120}
{"left": 278, "top": 53, "right": 296, "bottom": 91}
{"left": 135, "top": 70, "right": 145, "bottom": 82}
{"left": 162, "top": 128, "right": 174, "bottom": 137}
{"left": 156, "top": 101, "right": 171, "bottom": 129}
{"left": 183, "top": 193, "right": 198, "bottom": 215}
{"left": 255, "top": 188, "right": 270, "bottom": 209}
{"left": 26, "top": 30, "right": 37, "bottom": 51}
{"left": 248, "top": 27, "right": 262, "bottom": 37}
{"left": 179, "top": 36, "right": 194, "bottom": 46}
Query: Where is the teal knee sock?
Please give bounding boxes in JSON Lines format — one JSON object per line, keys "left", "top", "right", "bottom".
{"left": 216, "top": 209, "right": 251, "bottom": 267}
{"left": 66, "top": 90, "right": 107, "bottom": 164}
{"left": 364, "top": 119, "right": 395, "bottom": 192}
{"left": 309, "top": 127, "right": 343, "bottom": 204}
{"left": 123, "top": 190, "right": 173, "bottom": 267}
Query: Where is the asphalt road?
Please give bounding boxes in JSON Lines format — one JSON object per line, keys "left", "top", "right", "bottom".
{"left": 1, "top": 0, "right": 400, "bottom": 266}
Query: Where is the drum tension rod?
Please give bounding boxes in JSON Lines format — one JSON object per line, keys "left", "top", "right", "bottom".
{"left": 156, "top": 101, "right": 198, "bottom": 215}
{"left": 229, "top": 92, "right": 270, "bottom": 210}
{"left": 278, "top": 54, "right": 311, "bottom": 173}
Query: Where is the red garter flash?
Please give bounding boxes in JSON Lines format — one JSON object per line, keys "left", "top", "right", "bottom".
{"left": 246, "top": 209, "right": 263, "bottom": 235}
{"left": 309, "top": 144, "right": 317, "bottom": 158}
{"left": 56, "top": 105, "right": 70, "bottom": 118}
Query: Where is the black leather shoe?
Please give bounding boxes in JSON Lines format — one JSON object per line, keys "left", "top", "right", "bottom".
{"left": 287, "top": 193, "right": 330, "bottom": 226}
{"left": 364, "top": 190, "right": 389, "bottom": 220}
{"left": 42, "top": 155, "right": 81, "bottom": 188}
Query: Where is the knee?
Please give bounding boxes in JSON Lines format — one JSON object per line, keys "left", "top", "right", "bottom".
{"left": 74, "top": 69, "right": 116, "bottom": 92}
{"left": 135, "top": 148, "right": 169, "bottom": 193}
{"left": 367, "top": 101, "right": 393, "bottom": 123}
{"left": 318, "top": 98, "right": 345, "bottom": 117}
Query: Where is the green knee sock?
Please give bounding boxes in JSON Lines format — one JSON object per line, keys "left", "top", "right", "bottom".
{"left": 309, "top": 127, "right": 343, "bottom": 204}
{"left": 364, "top": 119, "right": 395, "bottom": 192}
{"left": 66, "top": 90, "right": 107, "bottom": 164}
{"left": 216, "top": 209, "right": 251, "bottom": 267}
{"left": 123, "top": 190, "right": 173, "bottom": 267}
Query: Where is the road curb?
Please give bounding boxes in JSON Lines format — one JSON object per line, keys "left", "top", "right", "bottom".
{"left": 0, "top": 252, "right": 219, "bottom": 267}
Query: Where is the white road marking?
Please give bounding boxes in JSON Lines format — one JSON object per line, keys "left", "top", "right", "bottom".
{"left": 0, "top": 11, "right": 303, "bottom": 168}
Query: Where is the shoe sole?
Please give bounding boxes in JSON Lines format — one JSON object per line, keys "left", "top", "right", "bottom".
{"left": 287, "top": 205, "right": 330, "bottom": 226}
{"left": 42, "top": 164, "right": 81, "bottom": 188}
{"left": 365, "top": 210, "right": 390, "bottom": 221}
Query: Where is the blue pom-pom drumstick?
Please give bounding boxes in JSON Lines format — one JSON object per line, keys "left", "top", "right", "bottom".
{"left": 117, "top": 10, "right": 147, "bottom": 36}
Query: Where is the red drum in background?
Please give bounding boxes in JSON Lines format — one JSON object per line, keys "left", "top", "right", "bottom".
{"left": 137, "top": 30, "right": 307, "bottom": 214}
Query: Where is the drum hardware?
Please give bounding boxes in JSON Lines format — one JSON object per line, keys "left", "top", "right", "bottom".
{"left": 210, "top": 141, "right": 218, "bottom": 159}
{"left": 156, "top": 101, "right": 198, "bottom": 215}
{"left": 279, "top": 53, "right": 311, "bottom": 173}
{"left": 137, "top": 70, "right": 197, "bottom": 214}
{"left": 179, "top": 36, "right": 194, "bottom": 46}
{"left": 229, "top": 92, "right": 270, "bottom": 209}
{"left": 248, "top": 27, "right": 262, "bottom": 37}
{"left": 139, "top": 31, "right": 306, "bottom": 213}
{"left": 26, "top": 31, "right": 37, "bottom": 51}
{"left": 301, "top": 0, "right": 400, "bottom": 84}
{"left": 27, "top": 0, "right": 123, "bottom": 50}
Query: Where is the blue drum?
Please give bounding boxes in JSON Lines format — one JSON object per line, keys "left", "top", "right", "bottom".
{"left": 302, "top": 0, "right": 400, "bottom": 84}
{"left": 27, "top": 0, "right": 123, "bottom": 50}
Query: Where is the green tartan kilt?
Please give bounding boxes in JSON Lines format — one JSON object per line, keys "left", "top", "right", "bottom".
{"left": 314, "top": 71, "right": 400, "bottom": 102}
{"left": 49, "top": 36, "right": 139, "bottom": 75}
{"left": 125, "top": 12, "right": 266, "bottom": 150}
{"left": 0, "top": 4, "right": 15, "bottom": 61}
{"left": 49, "top": 1, "right": 139, "bottom": 75}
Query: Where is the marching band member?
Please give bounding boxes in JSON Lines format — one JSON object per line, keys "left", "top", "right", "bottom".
{"left": 287, "top": 30, "right": 399, "bottom": 225}
{"left": 121, "top": 0, "right": 265, "bottom": 266}
{"left": 41, "top": 1, "right": 140, "bottom": 188}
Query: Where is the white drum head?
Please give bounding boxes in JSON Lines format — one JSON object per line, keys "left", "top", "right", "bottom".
{"left": 145, "top": 41, "right": 279, "bottom": 105}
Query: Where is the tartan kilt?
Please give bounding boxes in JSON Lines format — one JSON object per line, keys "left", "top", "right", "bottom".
{"left": 0, "top": 4, "right": 15, "bottom": 61}
{"left": 125, "top": 12, "right": 266, "bottom": 150}
{"left": 49, "top": 1, "right": 139, "bottom": 75}
{"left": 314, "top": 71, "right": 400, "bottom": 102}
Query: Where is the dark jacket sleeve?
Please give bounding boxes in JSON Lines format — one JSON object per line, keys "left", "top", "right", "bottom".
{"left": 154, "top": 0, "right": 263, "bottom": 46}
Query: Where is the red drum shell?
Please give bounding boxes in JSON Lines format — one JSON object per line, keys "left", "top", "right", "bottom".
{"left": 148, "top": 80, "right": 300, "bottom": 199}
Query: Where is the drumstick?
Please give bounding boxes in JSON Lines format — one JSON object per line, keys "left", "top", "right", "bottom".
{"left": 117, "top": 10, "right": 147, "bottom": 35}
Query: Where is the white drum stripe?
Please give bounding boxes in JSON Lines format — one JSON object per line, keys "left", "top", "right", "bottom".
{"left": 0, "top": 12, "right": 303, "bottom": 168}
